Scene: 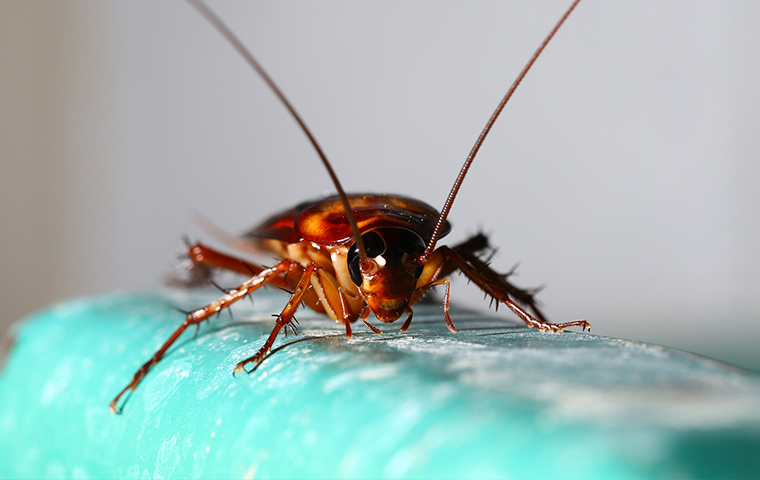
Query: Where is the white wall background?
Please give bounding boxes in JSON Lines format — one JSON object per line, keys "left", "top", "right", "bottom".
{"left": 2, "top": 1, "right": 758, "bottom": 370}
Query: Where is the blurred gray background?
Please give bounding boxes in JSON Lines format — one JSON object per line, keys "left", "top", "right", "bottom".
{"left": 1, "top": 1, "right": 758, "bottom": 370}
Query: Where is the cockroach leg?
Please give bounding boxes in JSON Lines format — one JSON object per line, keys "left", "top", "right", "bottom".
{"left": 337, "top": 289, "right": 353, "bottom": 339}
{"left": 429, "top": 279, "right": 456, "bottom": 333}
{"left": 362, "top": 320, "right": 383, "bottom": 335}
{"left": 444, "top": 233, "right": 549, "bottom": 322}
{"left": 186, "top": 242, "right": 299, "bottom": 291}
{"left": 438, "top": 246, "right": 590, "bottom": 332}
{"left": 411, "top": 271, "right": 456, "bottom": 333}
{"left": 344, "top": 317, "right": 352, "bottom": 339}
{"left": 400, "top": 307, "right": 414, "bottom": 332}
{"left": 110, "top": 258, "right": 301, "bottom": 414}
{"left": 233, "top": 263, "right": 317, "bottom": 375}
{"left": 360, "top": 307, "right": 383, "bottom": 334}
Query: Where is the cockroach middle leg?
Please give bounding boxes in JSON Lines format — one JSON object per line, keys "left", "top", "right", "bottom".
{"left": 110, "top": 258, "right": 302, "bottom": 413}
{"left": 233, "top": 260, "right": 368, "bottom": 372}
{"left": 233, "top": 263, "right": 318, "bottom": 374}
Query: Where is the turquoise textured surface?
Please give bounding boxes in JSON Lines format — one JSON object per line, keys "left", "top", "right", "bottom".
{"left": 1, "top": 289, "right": 759, "bottom": 479}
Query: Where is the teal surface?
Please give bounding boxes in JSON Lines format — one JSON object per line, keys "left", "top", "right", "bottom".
{"left": 1, "top": 289, "right": 759, "bottom": 479}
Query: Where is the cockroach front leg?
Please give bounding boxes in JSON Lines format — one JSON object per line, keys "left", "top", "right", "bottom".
{"left": 410, "top": 278, "right": 456, "bottom": 333}
{"left": 233, "top": 263, "right": 318, "bottom": 374}
{"left": 109, "top": 258, "right": 302, "bottom": 413}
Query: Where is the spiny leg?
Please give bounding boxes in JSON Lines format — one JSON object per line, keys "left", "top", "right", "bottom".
{"left": 438, "top": 246, "right": 589, "bottom": 332}
{"left": 184, "top": 242, "right": 299, "bottom": 290}
{"left": 234, "top": 263, "right": 318, "bottom": 374}
{"left": 109, "top": 258, "right": 301, "bottom": 413}
{"left": 414, "top": 245, "right": 589, "bottom": 333}
{"left": 444, "top": 233, "right": 549, "bottom": 322}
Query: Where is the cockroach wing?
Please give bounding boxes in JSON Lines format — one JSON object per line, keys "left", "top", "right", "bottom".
{"left": 243, "top": 199, "right": 316, "bottom": 244}
{"left": 295, "top": 194, "right": 451, "bottom": 247}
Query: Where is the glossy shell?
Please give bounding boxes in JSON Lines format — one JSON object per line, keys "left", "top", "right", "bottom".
{"left": 246, "top": 194, "right": 451, "bottom": 246}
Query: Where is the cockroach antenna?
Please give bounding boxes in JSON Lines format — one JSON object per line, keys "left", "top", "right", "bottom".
{"left": 418, "top": 0, "right": 583, "bottom": 262}
{"left": 186, "top": 0, "right": 370, "bottom": 267}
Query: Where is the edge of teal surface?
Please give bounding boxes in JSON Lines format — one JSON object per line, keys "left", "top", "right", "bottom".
{"left": 1, "top": 289, "right": 759, "bottom": 479}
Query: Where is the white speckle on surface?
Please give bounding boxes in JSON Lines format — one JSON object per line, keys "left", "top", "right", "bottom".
{"left": 40, "top": 361, "right": 72, "bottom": 406}
{"left": 226, "top": 343, "right": 259, "bottom": 365}
{"left": 143, "top": 361, "right": 192, "bottom": 413}
{"left": 45, "top": 463, "right": 65, "bottom": 479}
{"left": 386, "top": 336, "right": 487, "bottom": 356}
{"left": 153, "top": 433, "right": 180, "bottom": 480}
{"left": 546, "top": 385, "right": 760, "bottom": 428}
{"left": 181, "top": 435, "right": 193, "bottom": 456}
{"left": 195, "top": 329, "right": 241, "bottom": 346}
{"left": 321, "top": 363, "right": 401, "bottom": 393}
{"left": 125, "top": 464, "right": 140, "bottom": 480}
{"left": 358, "top": 365, "right": 398, "bottom": 380}
{"left": 384, "top": 423, "right": 447, "bottom": 478}
{"left": 71, "top": 465, "right": 89, "bottom": 480}
{"left": 242, "top": 463, "right": 259, "bottom": 480}
{"left": 195, "top": 358, "right": 236, "bottom": 401}
{"left": 321, "top": 369, "right": 359, "bottom": 394}
{"left": 0, "top": 412, "right": 16, "bottom": 433}
{"left": 192, "top": 451, "right": 207, "bottom": 480}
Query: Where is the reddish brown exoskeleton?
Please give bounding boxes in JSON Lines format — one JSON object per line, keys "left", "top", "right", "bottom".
{"left": 110, "top": 0, "right": 589, "bottom": 413}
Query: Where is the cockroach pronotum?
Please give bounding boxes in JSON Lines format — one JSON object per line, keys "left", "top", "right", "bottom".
{"left": 110, "top": 0, "right": 590, "bottom": 413}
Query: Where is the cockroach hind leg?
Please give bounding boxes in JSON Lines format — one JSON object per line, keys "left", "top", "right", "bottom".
{"left": 530, "top": 317, "right": 591, "bottom": 333}
{"left": 500, "top": 262, "right": 521, "bottom": 279}
{"left": 165, "top": 248, "right": 214, "bottom": 288}
{"left": 553, "top": 319, "right": 591, "bottom": 332}
{"left": 575, "top": 320, "right": 592, "bottom": 332}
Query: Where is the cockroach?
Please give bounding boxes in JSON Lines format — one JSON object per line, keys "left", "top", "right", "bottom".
{"left": 110, "top": 0, "right": 590, "bottom": 413}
